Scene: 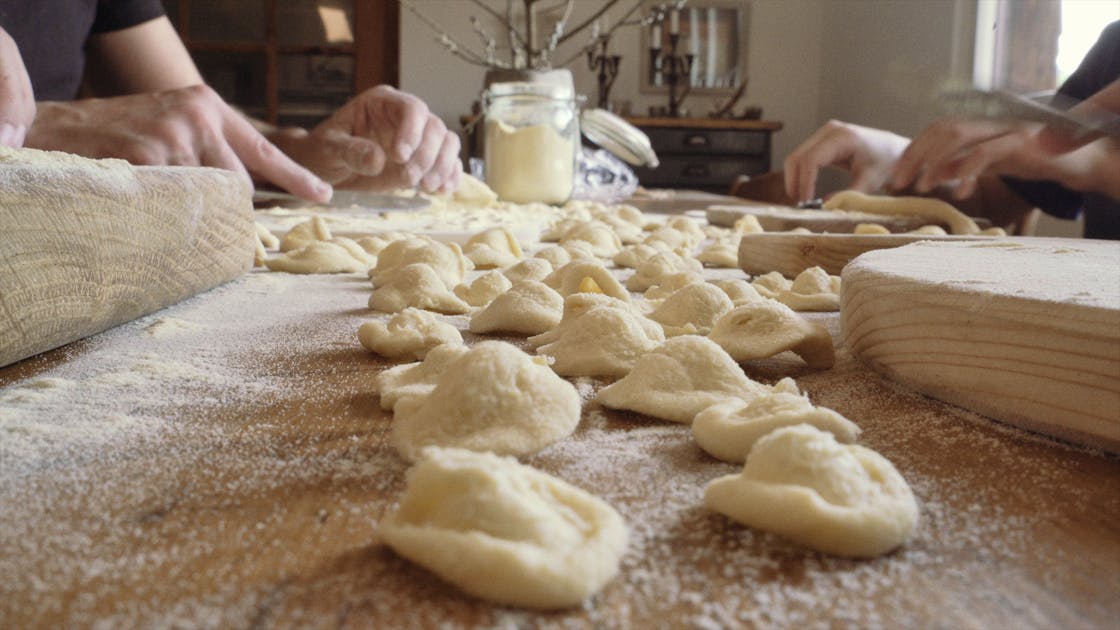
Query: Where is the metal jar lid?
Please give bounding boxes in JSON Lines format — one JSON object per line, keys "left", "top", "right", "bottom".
{"left": 580, "top": 108, "right": 660, "bottom": 168}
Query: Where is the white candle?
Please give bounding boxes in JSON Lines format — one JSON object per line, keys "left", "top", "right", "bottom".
{"left": 669, "top": 10, "right": 680, "bottom": 35}
{"left": 651, "top": 23, "right": 662, "bottom": 50}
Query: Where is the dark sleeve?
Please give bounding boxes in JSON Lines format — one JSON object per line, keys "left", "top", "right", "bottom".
{"left": 91, "top": 0, "right": 166, "bottom": 34}
{"left": 1002, "top": 20, "right": 1120, "bottom": 219}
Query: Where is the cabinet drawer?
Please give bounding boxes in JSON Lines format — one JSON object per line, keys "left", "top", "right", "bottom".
{"left": 635, "top": 155, "right": 770, "bottom": 187}
{"left": 642, "top": 127, "right": 769, "bottom": 155}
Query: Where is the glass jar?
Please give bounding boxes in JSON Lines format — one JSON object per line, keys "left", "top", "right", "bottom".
{"left": 483, "top": 80, "right": 580, "bottom": 205}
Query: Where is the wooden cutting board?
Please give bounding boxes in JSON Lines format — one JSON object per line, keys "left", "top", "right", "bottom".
{"left": 0, "top": 148, "right": 254, "bottom": 368}
{"left": 707, "top": 203, "right": 952, "bottom": 233}
{"left": 841, "top": 239, "right": 1120, "bottom": 452}
{"left": 737, "top": 232, "right": 998, "bottom": 276}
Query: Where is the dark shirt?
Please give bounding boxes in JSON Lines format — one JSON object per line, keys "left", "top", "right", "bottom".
{"left": 0, "top": 0, "right": 166, "bottom": 100}
{"left": 1004, "top": 20, "right": 1120, "bottom": 240}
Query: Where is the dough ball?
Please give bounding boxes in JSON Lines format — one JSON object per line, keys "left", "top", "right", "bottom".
{"left": 379, "top": 447, "right": 628, "bottom": 609}
{"left": 465, "top": 227, "right": 524, "bottom": 269}
{"left": 534, "top": 244, "right": 573, "bottom": 268}
{"left": 559, "top": 221, "right": 624, "bottom": 258}
{"left": 368, "top": 263, "right": 471, "bottom": 314}
{"left": 775, "top": 266, "right": 842, "bottom": 312}
{"left": 279, "top": 216, "right": 331, "bottom": 252}
{"left": 708, "top": 301, "right": 835, "bottom": 369}
{"left": 370, "top": 237, "right": 472, "bottom": 289}
{"left": 376, "top": 343, "right": 470, "bottom": 411}
{"left": 627, "top": 251, "right": 703, "bottom": 292}
{"left": 503, "top": 257, "right": 553, "bottom": 285}
{"left": 648, "top": 282, "right": 734, "bottom": 336}
{"left": 454, "top": 270, "right": 514, "bottom": 307}
{"left": 264, "top": 241, "right": 366, "bottom": 274}
{"left": 692, "top": 392, "right": 861, "bottom": 463}
{"left": 595, "top": 335, "right": 773, "bottom": 424}
{"left": 703, "top": 424, "right": 919, "bottom": 558}
{"left": 469, "top": 281, "right": 564, "bottom": 336}
{"left": 358, "top": 308, "right": 464, "bottom": 360}
{"left": 543, "top": 261, "right": 630, "bottom": 302}
{"left": 390, "top": 341, "right": 580, "bottom": 461}
{"left": 536, "top": 303, "right": 665, "bottom": 377}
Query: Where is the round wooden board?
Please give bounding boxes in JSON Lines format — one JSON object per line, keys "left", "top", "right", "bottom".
{"left": 737, "top": 232, "right": 996, "bottom": 276}
{"left": 841, "top": 238, "right": 1120, "bottom": 452}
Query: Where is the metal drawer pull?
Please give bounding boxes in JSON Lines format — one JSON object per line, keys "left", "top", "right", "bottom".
{"left": 682, "top": 164, "right": 710, "bottom": 177}
{"left": 684, "top": 134, "right": 709, "bottom": 147}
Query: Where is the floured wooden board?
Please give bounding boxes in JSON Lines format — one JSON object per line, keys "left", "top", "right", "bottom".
{"left": 707, "top": 203, "right": 957, "bottom": 233}
{"left": 0, "top": 147, "right": 254, "bottom": 368}
{"left": 842, "top": 239, "right": 1120, "bottom": 451}
{"left": 738, "top": 232, "right": 997, "bottom": 276}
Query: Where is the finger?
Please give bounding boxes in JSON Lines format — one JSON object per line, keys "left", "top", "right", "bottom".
{"left": 322, "top": 129, "right": 387, "bottom": 177}
{"left": 422, "top": 129, "right": 461, "bottom": 192}
{"left": 783, "top": 122, "right": 843, "bottom": 200}
{"left": 200, "top": 136, "right": 254, "bottom": 191}
{"left": 790, "top": 132, "right": 856, "bottom": 202}
{"left": 368, "top": 85, "right": 429, "bottom": 164}
{"left": 221, "top": 103, "right": 332, "bottom": 202}
{"left": 407, "top": 116, "right": 448, "bottom": 189}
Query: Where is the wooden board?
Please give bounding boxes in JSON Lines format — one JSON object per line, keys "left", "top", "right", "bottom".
{"left": 1, "top": 271, "right": 1118, "bottom": 628}
{"left": 0, "top": 148, "right": 254, "bottom": 368}
{"left": 737, "top": 232, "right": 997, "bottom": 276}
{"left": 707, "top": 203, "right": 946, "bottom": 233}
{"left": 842, "top": 239, "right": 1120, "bottom": 452}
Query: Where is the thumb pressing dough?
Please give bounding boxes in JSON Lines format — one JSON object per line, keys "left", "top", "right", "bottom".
{"left": 708, "top": 301, "right": 835, "bottom": 369}
{"left": 648, "top": 282, "right": 734, "bottom": 336}
{"left": 595, "top": 335, "right": 774, "bottom": 424}
{"left": 390, "top": 341, "right": 580, "bottom": 461}
{"left": 704, "top": 424, "right": 919, "bottom": 558}
{"left": 375, "top": 343, "right": 470, "bottom": 411}
{"left": 357, "top": 308, "right": 463, "bottom": 360}
{"left": 469, "top": 281, "right": 564, "bottom": 336}
{"left": 692, "top": 392, "right": 861, "bottom": 463}
{"left": 379, "top": 447, "right": 627, "bottom": 609}
{"left": 535, "top": 304, "right": 666, "bottom": 377}
{"left": 368, "top": 263, "right": 471, "bottom": 314}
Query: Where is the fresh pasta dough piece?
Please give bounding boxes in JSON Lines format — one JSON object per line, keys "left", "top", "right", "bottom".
{"left": 648, "top": 282, "right": 733, "bottom": 336}
{"left": 358, "top": 308, "right": 464, "bottom": 360}
{"left": 536, "top": 304, "right": 665, "bottom": 377}
{"left": 704, "top": 424, "right": 918, "bottom": 558}
{"left": 711, "top": 279, "right": 766, "bottom": 305}
{"left": 465, "top": 227, "right": 524, "bottom": 269}
{"left": 907, "top": 224, "right": 947, "bottom": 235}
{"left": 696, "top": 240, "right": 740, "bottom": 268}
{"left": 255, "top": 222, "right": 280, "bottom": 250}
{"left": 561, "top": 240, "right": 601, "bottom": 262}
{"left": 379, "top": 447, "right": 628, "bottom": 609}
{"left": 642, "top": 271, "right": 704, "bottom": 300}
{"left": 390, "top": 341, "right": 580, "bottom": 461}
{"left": 451, "top": 173, "right": 500, "bottom": 207}
{"left": 279, "top": 215, "right": 331, "bottom": 252}
{"left": 329, "top": 237, "right": 378, "bottom": 268}
{"left": 595, "top": 336, "right": 774, "bottom": 424}
{"left": 454, "top": 270, "right": 514, "bottom": 307}
{"left": 823, "top": 190, "right": 980, "bottom": 235}
{"left": 626, "top": 251, "right": 704, "bottom": 292}
{"left": 264, "top": 241, "right": 366, "bottom": 274}
{"left": 733, "top": 214, "right": 765, "bottom": 234}
{"left": 642, "top": 226, "right": 695, "bottom": 251}
{"left": 979, "top": 226, "right": 1007, "bottom": 236}
{"left": 356, "top": 231, "right": 413, "bottom": 256}
{"left": 375, "top": 343, "right": 470, "bottom": 411}
{"left": 751, "top": 271, "right": 792, "bottom": 299}
{"left": 853, "top": 223, "right": 891, "bottom": 235}
{"left": 775, "top": 266, "right": 841, "bottom": 312}
{"left": 612, "top": 242, "right": 675, "bottom": 269}
{"left": 692, "top": 392, "right": 861, "bottom": 463}
{"left": 544, "top": 261, "right": 630, "bottom": 302}
{"left": 368, "top": 263, "right": 471, "bottom": 314}
{"left": 541, "top": 218, "right": 585, "bottom": 242}
{"left": 370, "top": 237, "right": 472, "bottom": 289}
{"left": 708, "top": 301, "right": 835, "bottom": 369}
{"left": 528, "top": 293, "right": 642, "bottom": 347}
{"left": 253, "top": 240, "right": 268, "bottom": 268}
{"left": 503, "top": 257, "right": 553, "bottom": 285}
{"left": 469, "top": 281, "right": 564, "bottom": 335}
{"left": 664, "top": 216, "right": 706, "bottom": 244}
{"left": 534, "top": 244, "right": 573, "bottom": 268}
{"left": 560, "top": 220, "right": 624, "bottom": 258}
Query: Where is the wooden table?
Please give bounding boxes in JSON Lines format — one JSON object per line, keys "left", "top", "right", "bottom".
{"left": 1, "top": 235, "right": 1118, "bottom": 628}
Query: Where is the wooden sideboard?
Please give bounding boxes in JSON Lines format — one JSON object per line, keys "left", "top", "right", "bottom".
{"left": 625, "top": 117, "right": 783, "bottom": 194}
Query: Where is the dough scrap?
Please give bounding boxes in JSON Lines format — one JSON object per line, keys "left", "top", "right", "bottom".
{"left": 279, "top": 216, "right": 332, "bottom": 252}
{"left": 503, "top": 257, "right": 553, "bottom": 285}
{"left": 358, "top": 308, "right": 464, "bottom": 360}
{"left": 368, "top": 263, "right": 471, "bottom": 314}
{"left": 370, "top": 237, "right": 472, "bottom": 289}
{"left": 775, "top": 266, "right": 842, "bottom": 312}
{"left": 376, "top": 343, "right": 471, "bottom": 411}
{"left": 560, "top": 220, "right": 624, "bottom": 258}
{"left": 594, "top": 335, "right": 774, "bottom": 424}
{"left": 454, "top": 270, "right": 514, "bottom": 307}
{"left": 708, "top": 301, "right": 836, "bottom": 369}
{"left": 703, "top": 424, "right": 918, "bottom": 558}
{"left": 648, "top": 282, "right": 734, "bottom": 336}
{"left": 469, "top": 281, "right": 564, "bottom": 336}
{"left": 823, "top": 190, "right": 980, "bottom": 235}
{"left": 535, "top": 303, "right": 665, "bottom": 377}
{"left": 379, "top": 447, "right": 627, "bottom": 609}
{"left": 626, "top": 251, "right": 704, "bottom": 292}
{"left": 264, "top": 241, "right": 366, "bottom": 274}
{"left": 544, "top": 261, "right": 630, "bottom": 302}
{"left": 390, "top": 341, "right": 580, "bottom": 461}
{"left": 465, "top": 227, "right": 524, "bottom": 269}
{"left": 692, "top": 392, "right": 861, "bottom": 463}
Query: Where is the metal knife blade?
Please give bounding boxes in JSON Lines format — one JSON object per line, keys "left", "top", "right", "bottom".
{"left": 938, "top": 87, "right": 1120, "bottom": 141}
{"left": 252, "top": 188, "right": 430, "bottom": 212}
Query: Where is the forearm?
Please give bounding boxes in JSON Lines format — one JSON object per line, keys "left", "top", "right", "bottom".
{"left": 83, "top": 17, "right": 202, "bottom": 96}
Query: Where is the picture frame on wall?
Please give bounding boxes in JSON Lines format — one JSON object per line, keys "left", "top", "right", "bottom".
{"left": 640, "top": 0, "right": 750, "bottom": 95}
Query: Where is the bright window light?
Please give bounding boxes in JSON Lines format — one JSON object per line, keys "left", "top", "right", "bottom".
{"left": 1056, "top": 1, "right": 1120, "bottom": 82}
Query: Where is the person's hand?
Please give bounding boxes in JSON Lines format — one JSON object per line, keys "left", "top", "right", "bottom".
{"left": 1037, "top": 78, "right": 1120, "bottom": 153}
{"left": 273, "top": 85, "right": 462, "bottom": 193}
{"left": 26, "top": 84, "right": 332, "bottom": 202}
{"left": 783, "top": 120, "right": 910, "bottom": 202}
{"left": 0, "top": 27, "right": 35, "bottom": 147}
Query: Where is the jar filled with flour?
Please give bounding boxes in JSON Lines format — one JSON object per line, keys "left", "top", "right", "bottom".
{"left": 483, "top": 77, "right": 579, "bottom": 204}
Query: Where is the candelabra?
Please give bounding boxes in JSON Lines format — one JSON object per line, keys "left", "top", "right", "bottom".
{"left": 650, "top": 31, "right": 695, "bottom": 118}
{"left": 587, "top": 37, "right": 622, "bottom": 110}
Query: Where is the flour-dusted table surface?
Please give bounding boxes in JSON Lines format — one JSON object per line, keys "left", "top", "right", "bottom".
{"left": 1, "top": 265, "right": 1117, "bottom": 629}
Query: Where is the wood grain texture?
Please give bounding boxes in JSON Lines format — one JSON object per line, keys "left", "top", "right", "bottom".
{"left": 707, "top": 203, "right": 942, "bottom": 233}
{"left": 842, "top": 239, "right": 1120, "bottom": 452}
{"left": 0, "top": 149, "right": 254, "bottom": 368}
{"left": 738, "top": 232, "right": 997, "bottom": 276}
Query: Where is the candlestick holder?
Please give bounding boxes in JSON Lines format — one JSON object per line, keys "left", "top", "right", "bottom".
{"left": 587, "top": 37, "right": 622, "bottom": 110}
{"left": 650, "top": 32, "right": 695, "bottom": 118}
